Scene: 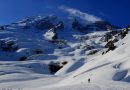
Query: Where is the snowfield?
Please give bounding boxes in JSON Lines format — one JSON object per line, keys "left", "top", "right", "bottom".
{"left": 0, "top": 15, "right": 130, "bottom": 90}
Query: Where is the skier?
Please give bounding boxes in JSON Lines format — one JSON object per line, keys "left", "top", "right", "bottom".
{"left": 88, "top": 78, "right": 90, "bottom": 83}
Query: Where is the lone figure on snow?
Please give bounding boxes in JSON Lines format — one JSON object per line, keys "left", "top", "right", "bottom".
{"left": 88, "top": 78, "right": 90, "bottom": 83}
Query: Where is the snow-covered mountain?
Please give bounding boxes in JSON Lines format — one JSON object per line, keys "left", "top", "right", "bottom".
{"left": 0, "top": 14, "right": 130, "bottom": 90}
{"left": 0, "top": 15, "right": 118, "bottom": 60}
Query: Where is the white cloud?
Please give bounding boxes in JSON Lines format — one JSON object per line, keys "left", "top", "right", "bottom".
{"left": 59, "top": 6, "right": 102, "bottom": 22}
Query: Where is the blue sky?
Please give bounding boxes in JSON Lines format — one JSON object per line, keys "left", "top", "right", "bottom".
{"left": 0, "top": 0, "right": 130, "bottom": 27}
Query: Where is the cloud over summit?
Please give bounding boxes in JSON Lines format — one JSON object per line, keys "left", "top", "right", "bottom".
{"left": 59, "top": 6, "right": 102, "bottom": 22}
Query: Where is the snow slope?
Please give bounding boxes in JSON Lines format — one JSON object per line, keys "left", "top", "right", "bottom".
{"left": 0, "top": 14, "right": 130, "bottom": 90}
